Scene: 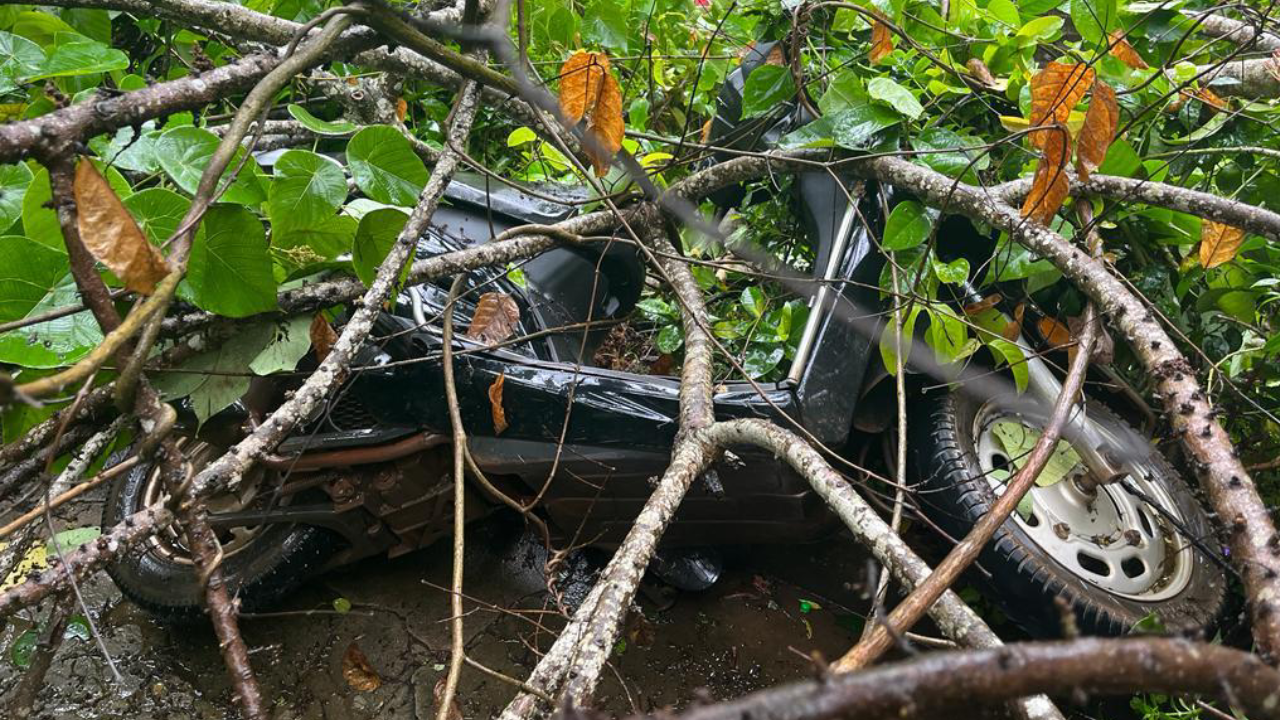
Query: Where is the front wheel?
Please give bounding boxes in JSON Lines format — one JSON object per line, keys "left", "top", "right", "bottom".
{"left": 910, "top": 389, "right": 1228, "bottom": 637}
{"left": 103, "top": 439, "right": 339, "bottom": 621}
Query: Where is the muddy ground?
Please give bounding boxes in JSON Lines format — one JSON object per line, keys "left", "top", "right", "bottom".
{"left": 0, "top": 506, "right": 954, "bottom": 720}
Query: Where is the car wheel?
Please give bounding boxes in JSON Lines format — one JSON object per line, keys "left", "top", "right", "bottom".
{"left": 102, "top": 439, "right": 339, "bottom": 622}
{"left": 910, "top": 388, "right": 1228, "bottom": 637}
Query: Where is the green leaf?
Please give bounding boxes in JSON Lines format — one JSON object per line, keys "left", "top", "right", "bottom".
{"left": 656, "top": 324, "right": 684, "bottom": 353}
{"left": 0, "top": 235, "right": 66, "bottom": 322}
{"left": 741, "top": 285, "right": 767, "bottom": 318}
{"left": 123, "top": 188, "right": 190, "bottom": 244}
{"left": 11, "top": 11, "right": 78, "bottom": 47}
{"left": 157, "top": 127, "right": 266, "bottom": 206}
{"left": 1018, "top": 0, "right": 1062, "bottom": 16}
{"left": 883, "top": 201, "right": 934, "bottom": 251}
{"left": 347, "top": 125, "right": 428, "bottom": 206}
{"left": 333, "top": 597, "right": 353, "bottom": 614}
{"left": 926, "top": 305, "right": 969, "bottom": 364}
{"left": 819, "top": 71, "right": 861, "bottom": 115}
{"left": 1070, "top": 0, "right": 1118, "bottom": 46}
{"left": 0, "top": 163, "right": 33, "bottom": 233}
{"left": 829, "top": 102, "right": 901, "bottom": 149}
{"left": 635, "top": 298, "right": 676, "bottom": 323}
{"left": 27, "top": 39, "right": 128, "bottom": 80}
{"left": 987, "top": 337, "right": 1029, "bottom": 393}
{"left": 268, "top": 149, "right": 348, "bottom": 230}
{"left": 743, "top": 344, "right": 784, "bottom": 379}
{"left": 60, "top": 8, "right": 111, "bottom": 44}
{"left": 932, "top": 255, "right": 970, "bottom": 284}
{"left": 89, "top": 123, "right": 161, "bottom": 173}
{"left": 287, "top": 103, "right": 357, "bottom": 135}
{"left": 992, "top": 420, "right": 1083, "bottom": 486}
{"left": 880, "top": 305, "right": 922, "bottom": 373}
{"left": 272, "top": 214, "right": 357, "bottom": 260}
{"left": 1097, "top": 137, "right": 1141, "bottom": 177}
{"left": 63, "top": 615, "right": 91, "bottom": 642}
{"left": 21, "top": 168, "right": 61, "bottom": 249}
{"left": 249, "top": 315, "right": 313, "bottom": 375}
{"left": 1015, "top": 15, "right": 1064, "bottom": 44}
{"left": 582, "top": 0, "right": 631, "bottom": 52}
{"left": 0, "top": 31, "right": 44, "bottom": 93}
{"left": 9, "top": 629, "right": 36, "bottom": 668}
{"left": 45, "top": 527, "right": 100, "bottom": 556}
{"left": 742, "top": 65, "right": 796, "bottom": 119}
{"left": 0, "top": 240, "right": 101, "bottom": 369}
{"left": 507, "top": 127, "right": 537, "bottom": 147}
{"left": 185, "top": 206, "right": 276, "bottom": 317}
{"left": 867, "top": 77, "right": 923, "bottom": 120}
{"left": 153, "top": 322, "right": 276, "bottom": 427}
{"left": 913, "top": 127, "right": 990, "bottom": 177}
{"left": 352, "top": 207, "right": 409, "bottom": 286}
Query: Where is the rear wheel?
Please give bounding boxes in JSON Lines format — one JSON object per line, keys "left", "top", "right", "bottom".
{"left": 103, "top": 439, "right": 339, "bottom": 621}
{"left": 910, "top": 389, "right": 1228, "bottom": 637}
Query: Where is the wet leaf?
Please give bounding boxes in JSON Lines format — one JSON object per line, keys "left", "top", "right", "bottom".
{"left": 869, "top": 20, "right": 894, "bottom": 64}
{"left": 1075, "top": 80, "right": 1118, "bottom": 181}
{"left": 1199, "top": 220, "right": 1246, "bottom": 269}
{"left": 1108, "top": 30, "right": 1147, "bottom": 69}
{"left": 489, "top": 373, "right": 508, "bottom": 435}
{"left": 332, "top": 597, "right": 352, "bottom": 614}
{"left": 73, "top": 158, "right": 169, "bottom": 294}
{"left": 585, "top": 70, "right": 624, "bottom": 176}
{"left": 1028, "top": 63, "right": 1094, "bottom": 149}
{"left": 342, "top": 642, "right": 381, "bottom": 692}
{"left": 310, "top": 313, "right": 338, "bottom": 362}
{"left": 465, "top": 292, "right": 520, "bottom": 345}
{"left": 9, "top": 629, "right": 36, "bottom": 668}
{"left": 1021, "top": 126, "right": 1071, "bottom": 225}
{"left": 559, "top": 51, "right": 609, "bottom": 124}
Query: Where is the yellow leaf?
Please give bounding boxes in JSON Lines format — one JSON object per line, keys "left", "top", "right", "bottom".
{"left": 1028, "top": 63, "right": 1094, "bottom": 150}
{"left": 1199, "top": 221, "right": 1246, "bottom": 269}
{"left": 74, "top": 158, "right": 170, "bottom": 294}
{"left": 1075, "top": 80, "right": 1119, "bottom": 181}
{"left": 0, "top": 542, "right": 48, "bottom": 592}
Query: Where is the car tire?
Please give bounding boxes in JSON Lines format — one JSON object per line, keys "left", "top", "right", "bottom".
{"left": 102, "top": 440, "right": 339, "bottom": 622}
{"left": 909, "top": 388, "right": 1228, "bottom": 637}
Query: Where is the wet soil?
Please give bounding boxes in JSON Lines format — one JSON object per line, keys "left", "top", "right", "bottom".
{"left": 1, "top": 510, "right": 893, "bottom": 720}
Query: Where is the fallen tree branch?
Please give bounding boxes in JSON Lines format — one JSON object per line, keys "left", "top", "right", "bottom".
{"left": 638, "top": 638, "right": 1280, "bottom": 720}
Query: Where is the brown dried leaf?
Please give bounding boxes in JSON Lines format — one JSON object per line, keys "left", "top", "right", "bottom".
{"left": 1108, "top": 31, "right": 1148, "bottom": 69}
{"left": 464, "top": 292, "right": 520, "bottom": 346}
{"left": 1067, "top": 315, "right": 1114, "bottom": 365}
{"left": 869, "top": 21, "right": 894, "bottom": 64}
{"left": 1038, "top": 316, "right": 1071, "bottom": 349}
{"left": 395, "top": 97, "right": 408, "bottom": 122}
{"left": 766, "top": 45, "right": 785, "bottom": 66}
{"left": 962, "top": 293, "right": 1002, "bottom": 316}
{"left": 1021, "top": 126, "right": 1071, "bottom": 225}
{"left": 558, "top": 51, "right": 609, "bottom": 124}
{"left": 1028, "top": 63, "right": 1094, "bottom": 149}
{"left": 488, "top": 373, "right": 508, "bottom": 435}
{"left": 1002, "top": 302, "right": 1026, "bottom": 342}
{"left": 1199, "top": 220, "right": 1247, "bottom": 269}
{"left": 342, "top": 643, "right": 381, "bottom": 692}
{"left": 73, "top": 158, "right": 169, "bottom": 294}
{"left": 1192, "top": 86, "right": 1228, "bottom": 112}
{"left": 310, "top": 313, "right": 338, "bottom": 362}
{"left": 585, "top": 70, "right": 624, "bottom": 176}
{"left": 1075, "top": 80, "right": 1119, "bottom": 181}
{"left": 966, "top": 58, "right": 997, "bottom": 87}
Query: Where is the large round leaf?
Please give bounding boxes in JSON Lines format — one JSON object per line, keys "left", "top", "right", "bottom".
{"left": 352, "top": 207, "right": 409, "bottom": 286}
{"left": 0, "top": 237, "right": 102, "bottom": 368}
{"left": 0, "top": 163, "right": 33, "bottom": 233}
{"left": 267, "top": 149, "right": 348, "bottom": 230}
{"left": 184, "top": 205, "right": 276, "bottom": 317}
{"left": 346, "top": 126, "right": 427, "bottom": 207}
{"left": 0, "top": 31, "right": 44, "bottom": 93}
{"left": 157, "top": 127, "right": 267, "bottom": 206}
{"left": 122, "top": 187, "right": 190, "bottom": 243}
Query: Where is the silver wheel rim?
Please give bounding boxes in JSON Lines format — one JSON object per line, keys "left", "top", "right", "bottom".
{"left": 972, "top": 402, "right": 1194, "bottom": 601}
{"left": 142, "top": 439, "right": 269, "bottom": 566}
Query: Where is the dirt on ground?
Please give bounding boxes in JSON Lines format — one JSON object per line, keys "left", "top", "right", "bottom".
{"left": 1, "top": 509, "right": 891, "bottom": 720}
